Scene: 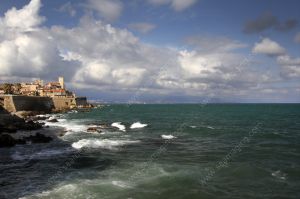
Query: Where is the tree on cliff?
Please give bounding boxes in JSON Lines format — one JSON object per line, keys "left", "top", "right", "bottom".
{"left": 3, "top": 84, "right": 13, "bottom": 94}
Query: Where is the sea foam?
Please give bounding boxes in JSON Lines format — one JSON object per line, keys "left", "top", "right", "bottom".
{"left": 72, "top": 139, "right": 140, "bottom": 150}
{"left": 112, "top": 180, "right": 131, "bottom": 188}
{"left": 111, "top": 122, "right": 126, "bottom": 131}
{"left": 44, "top": 117, "right": 87, "bottom": 134}
{"left": 130, "top": 122, "right": 148, "bottom": 129}
{"left": 161, "top": 134, "right": 177, "bottom": 139}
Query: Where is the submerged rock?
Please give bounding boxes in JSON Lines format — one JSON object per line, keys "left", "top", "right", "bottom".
{"left": 87, "top": 127, "right": 102, "bottom": 133}
{"left": 0, "top": 134, "right": 16, "bottom": 147}
{"left": 25, "top": 133, "right": 53, "bottom": 143}
{"left": 0, "top": 134, "right": 25, "bottom": 147}
{"left": 31, "top": 116, "right": 49, "bottom": 121}
{"left": 47, "top": 118, "right": 58, "bottom": 123}
{"left": 0, "top": 124, "right": 18, "bottom": 133}
{"left": 21, "top": 120, "right": 43, "bottom": 130}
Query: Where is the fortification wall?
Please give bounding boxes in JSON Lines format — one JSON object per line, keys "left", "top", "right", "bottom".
{"left": 0, "top": 95, "right": 54, "bottom": 112}
{"left": 52, "top": 97, "right": 76, "bottom": 110}
{"left": 0, "top": 95, "right": 90, "bottom": 112}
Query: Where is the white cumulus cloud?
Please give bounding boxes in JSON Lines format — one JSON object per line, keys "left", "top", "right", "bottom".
{"left": 0, "top": 0, "right": 70, "bottom": 79}
{"left": 0, "top": 0, "right": 295, "bottom": 102}
{"left": 3, "top": 0, "right": 45, "bottom": 30}
{"left": 252, "top": 38, "right": 286, "bottom": 56}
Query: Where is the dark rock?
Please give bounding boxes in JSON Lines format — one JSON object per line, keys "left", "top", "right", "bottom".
{"left": 16, "top": 139, "right": 26, "bottom": 145}
{"left": 87, "top": 127, "right": 102, "bottom": 133}
{"left": 31, "top": 116, "right": 49, "bottom": 121}
{"left": 1, "top": 124, "right": 18, "bottom": 133}
{"left": 25, "top": 133, "right": 53, "bottom": 143}
{"left": 47, "top": 118, "right": 58, "bottom": 123}
{"left": 0, "top": 134, "right": 27, "bottom": 147}
{"left": 0, "top": 134, "right": 16, "bottom": 147}
{"left": 21, "top": 120, "right": 43, "bottom": 131}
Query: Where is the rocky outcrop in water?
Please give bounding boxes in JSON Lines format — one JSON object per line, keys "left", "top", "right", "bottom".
{"left": 0, "top": 108, "right": 52, "bottom": 148}
{"left": 0, "top": 134, "right": 25, "bottom": 147}
{"left": 47, "top": 118, "right": 58, "bottom": 123}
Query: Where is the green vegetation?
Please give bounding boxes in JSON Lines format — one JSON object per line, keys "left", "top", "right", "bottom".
{"left": 2, "top": 83, "right": 13, "bottom": 94}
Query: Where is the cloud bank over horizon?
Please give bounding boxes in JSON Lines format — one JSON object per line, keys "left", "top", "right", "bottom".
{"left": 0, "top": 0, "right": 299, "bottom": 103}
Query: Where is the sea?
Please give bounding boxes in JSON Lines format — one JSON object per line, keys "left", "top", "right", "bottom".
{"left": 0, "top": 104, "right": 299, "bottom": 199}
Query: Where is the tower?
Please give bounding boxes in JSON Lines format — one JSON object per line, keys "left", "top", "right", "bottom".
{"left": 58, "top": 77, "right": 65, "bottom": 89}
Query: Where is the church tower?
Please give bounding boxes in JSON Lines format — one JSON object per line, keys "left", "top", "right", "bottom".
{"left": 58, "top": 77, "right": 65, "bottom": 89}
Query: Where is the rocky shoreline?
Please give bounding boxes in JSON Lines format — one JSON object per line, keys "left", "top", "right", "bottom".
{"left": 0, "top": 109, "right": 56, "bottom": 148}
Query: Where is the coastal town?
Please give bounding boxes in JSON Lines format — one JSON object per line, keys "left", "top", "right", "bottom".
{"left": 0, "top": 77, "right": 91, "bottom": 148}
{"left": 0, "top": 77, "right": 89, "bottom": 112}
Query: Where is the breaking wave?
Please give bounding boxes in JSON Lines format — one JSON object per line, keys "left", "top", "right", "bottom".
{"left": 271, "top": 170, "right": 287, "bottom": 180}
{"left": 72, "top": 139, "right": 140, "bottom": 150}
{"left": 161, "top": 134, "right": 177, "bottom": 140}
{"left": 111, "top": 122, "right": 126, "bottom": 131}
{"left": 130, "top": 122, "right": 148, "bottom": 129}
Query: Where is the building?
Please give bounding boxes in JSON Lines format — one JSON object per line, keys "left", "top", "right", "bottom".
{"left": 20, "top": 83, "right": 40, "bottom": 96}
{"left": 41, "top": 77, "right": 73, "bottom": 97}
{"left": 0, "top": 77, "right": 89, "bottom": 110}
{"left": 58, "top": 76, "right": 65, "bottom": 89}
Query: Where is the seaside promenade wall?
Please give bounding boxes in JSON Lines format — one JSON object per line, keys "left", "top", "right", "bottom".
{"left": 0, "top": 95, "right": 54, "bottom": 112}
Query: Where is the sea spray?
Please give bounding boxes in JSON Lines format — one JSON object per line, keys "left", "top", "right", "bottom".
{"left": 130, "top": 122, "right": 148, "bottom": 129}
{"left": 111, "top": 122, "right": 126, "bottom": 132}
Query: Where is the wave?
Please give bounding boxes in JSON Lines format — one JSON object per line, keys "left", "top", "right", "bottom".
{"left": 44, "top": 118, "right": 87, "bottom": 134}
{"left": 271, "top": 170, "right": 287, "bottom": 180}
{"left": 111, "top": 122, "right": 126, "bottom": 131}
{"left": 68, "top": 110, "right": 78, "bottom": 114}
{"left": 189, "top": 125, "right": 215, "bottom": 129}
{"left": 130, "top": 122, "right": 148, "bottom": 129}
{"left": 72, "top": 138, "right": 140, "bottom": 150}
{"left": 11, "top": 148, "right": 74, "bottom": 161}
{"left": 112, "top": 180, "right": 131, "bottom": 188}
{"left": 161, "top": 134, "right": 177, "bottom": 140}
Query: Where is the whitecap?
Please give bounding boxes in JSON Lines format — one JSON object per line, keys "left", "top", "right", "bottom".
{"left": 161, "top": 134, "right": 177, "bottom": 140}
{"left": 111, "top": 122, "right": 126, "bottom": 131}
{"left": 272, "top": 170, "right": 287, "bottom": 180}
{"left": 130, "top": 122, "right": 148, "bottom": 129}
{"left": 44, "top": 119, "right": 87, "bottom": 134}
{"left": 206, "top": 126, "right": 215, "bottom": 129}
{"left": 112, "top": 180, "right": 131, "bottom": 188}
{"left": 72, "top": 139, "right": 140, "bottom": 150}
{"left": 190, "top": 125, "right": 197, "bottom": 128}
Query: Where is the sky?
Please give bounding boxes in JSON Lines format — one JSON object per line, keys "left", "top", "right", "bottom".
{"left": 0, "top": 0, "right": 299, "bottom": 103}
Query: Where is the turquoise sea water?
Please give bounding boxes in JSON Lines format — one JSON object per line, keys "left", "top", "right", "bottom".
{"left": 0, "top": 104, "right": 300, "bottom": 199}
